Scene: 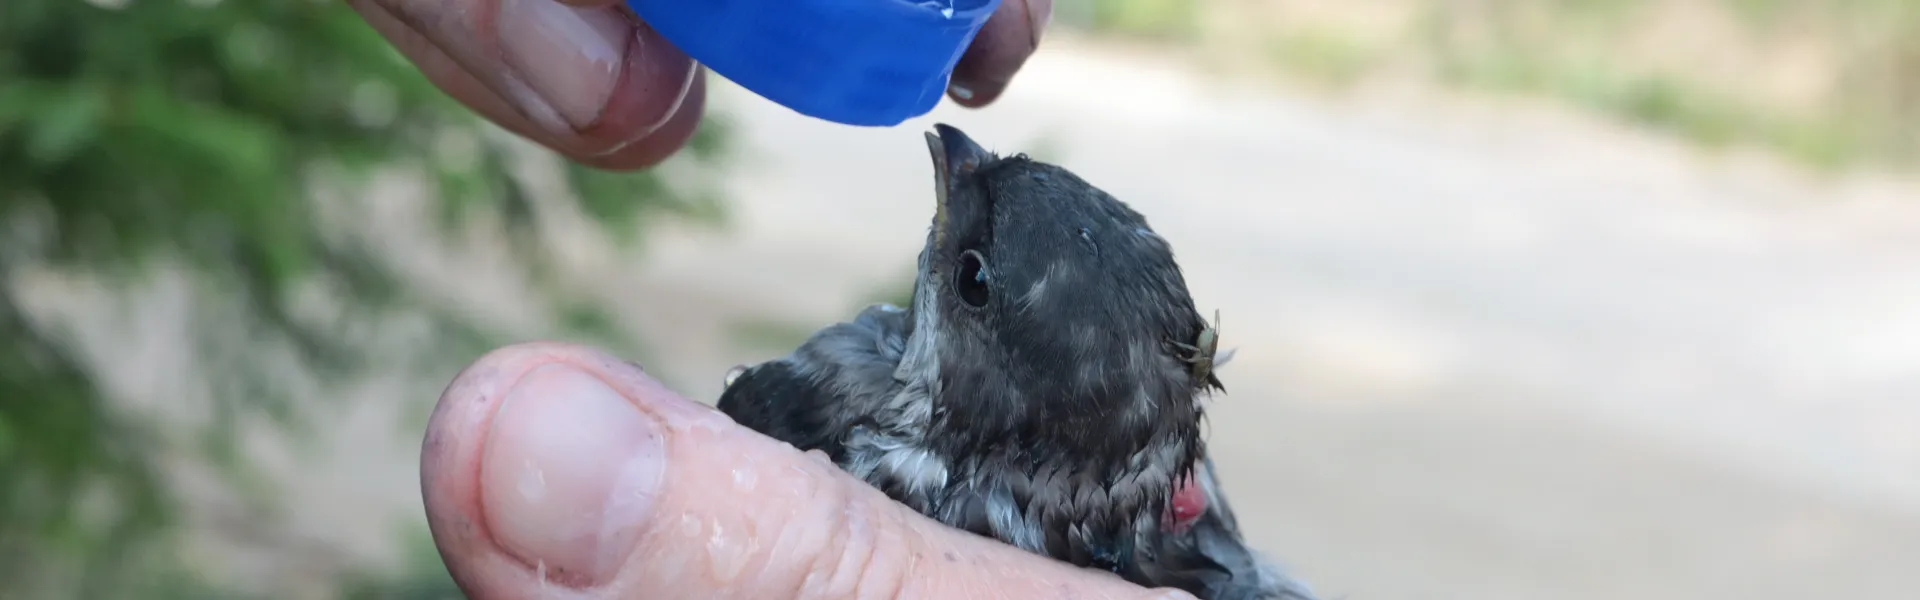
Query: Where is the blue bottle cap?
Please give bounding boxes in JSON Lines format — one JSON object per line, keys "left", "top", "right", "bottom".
{"left": 626, "top": 0, "right": 1003, "bottom": 127}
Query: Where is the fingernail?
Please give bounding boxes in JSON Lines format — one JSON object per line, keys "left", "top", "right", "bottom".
{"left": 496, "top": 0, "right": 632, "bottom": 131}
{"left": 948, "top": 82, "right": 975, "bottom": 101}
{"left": 482, "top": 363, "right": 666, "bottom": 586}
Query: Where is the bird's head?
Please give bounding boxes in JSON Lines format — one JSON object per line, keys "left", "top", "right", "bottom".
{"left": 894, "top": 124, "right": 1221, "bottom": 457}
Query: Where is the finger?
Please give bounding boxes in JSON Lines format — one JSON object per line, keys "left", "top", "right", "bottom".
{"left": 948, "top": 0, "right": 1053, "bottom": 107}
{"left": 350, "top": 0, "right": 700, "bottom": 170}
{"left": 583, "top": 70, "right": 705, "bottom": 172}
{"left": 422, "top": 342, "right": 1196, "bottom": 600}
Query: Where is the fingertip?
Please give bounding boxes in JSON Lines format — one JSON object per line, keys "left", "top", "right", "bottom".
{"left": 421, "top": 342, "right": 716, "bottom": 597}
{"left": 479, "top": 362, "right": 668, "bottom": 587}
{"left": 946, "top": 81, "right": 989, "bottom": 108}
{"left": 947, "top": 0, "right": 1050, "bottom": 108}
{"left": 425, "top": 342, "right": 913, "bottom": 599}
{"left": 561, "top": 21, "right": 700, "bottom": 159}
{"left": 576, "top": 67, "right": 708, "bottom": 171}
{"left": 355, "top": 0, "right": 700, "bottom": 169}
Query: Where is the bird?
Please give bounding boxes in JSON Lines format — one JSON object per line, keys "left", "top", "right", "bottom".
{"left": 716, "top": 124, "right": 1318, "bottom": 600}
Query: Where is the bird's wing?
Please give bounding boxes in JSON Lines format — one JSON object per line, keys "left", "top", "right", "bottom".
{"left": 717, "top": 358, "right": 854, "bottom": 459}
{"left": 1135, "top": 455, "right": 1322, "bottom": 600}
{"left": 716, "top": 303, "right": 912, "bottom": 464}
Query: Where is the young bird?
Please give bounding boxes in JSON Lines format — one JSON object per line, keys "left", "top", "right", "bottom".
{"left": 717, "top": 124, "right": 1318, "bottom": 600}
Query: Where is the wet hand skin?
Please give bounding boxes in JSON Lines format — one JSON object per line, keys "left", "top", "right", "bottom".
{"left": 421, "top": 341, "right": 1199, "bottom": 599}
{"left": 348, "top": 0, "right": 1053, "bottom": 172}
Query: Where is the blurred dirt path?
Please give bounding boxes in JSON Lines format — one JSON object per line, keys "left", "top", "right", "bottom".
{"left": 619, "top": 37, "right": 1920, "bottom": 600}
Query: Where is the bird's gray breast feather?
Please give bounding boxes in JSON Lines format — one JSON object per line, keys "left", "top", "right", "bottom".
{"left": 719, "top": 303, "right": 1319, "bottom": 600}
{"left": 773, "top": 304, "right": 959, "bottom": 512}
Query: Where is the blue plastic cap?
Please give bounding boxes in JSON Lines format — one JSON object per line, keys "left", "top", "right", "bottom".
{"left": 626, "top": 0, "right": 1003, "bottom": 127}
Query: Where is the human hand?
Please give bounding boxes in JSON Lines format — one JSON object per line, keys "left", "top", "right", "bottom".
{"left": 420, "top": 342, "right": 1196, "bottom": 599}
{"left": 349, "top": 0, "right": 1054, "bottom": 171}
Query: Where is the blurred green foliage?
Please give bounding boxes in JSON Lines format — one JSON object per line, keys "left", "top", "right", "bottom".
{"left": 1055, "top": 0, "right": 1204, "bottom": 41}
{"left": 1264, "top": 29, "right": 1385, "bottom": 89}
{"left": 1415, "top": 0, "right": 1920, "bottom": 169}
{"left": 0, "top": 0, "right": 728, "bottom": 596}
{"left": 335, "top": 529, "right": 464, "bottom": 600}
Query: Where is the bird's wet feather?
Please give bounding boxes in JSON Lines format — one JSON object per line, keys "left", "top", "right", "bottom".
{"left": 714, "top": 125, "right": 1317, "bottom": 600}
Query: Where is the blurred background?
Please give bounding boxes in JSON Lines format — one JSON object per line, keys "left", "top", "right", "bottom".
{"left": 4, "top": 0, "right": 1920, "bottom": 598}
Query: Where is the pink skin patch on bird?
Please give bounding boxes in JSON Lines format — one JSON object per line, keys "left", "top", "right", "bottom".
{"left": 1163, "top": 471, "right": 1206, "bottom": 535}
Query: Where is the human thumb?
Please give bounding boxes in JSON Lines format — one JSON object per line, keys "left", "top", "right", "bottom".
{"left": 420, "top": 341, "right": 1195, "bottom": 600}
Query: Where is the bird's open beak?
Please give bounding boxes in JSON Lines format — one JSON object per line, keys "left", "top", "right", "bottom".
{"left": 924, "top": 123, "right": 991, "bottom": 249}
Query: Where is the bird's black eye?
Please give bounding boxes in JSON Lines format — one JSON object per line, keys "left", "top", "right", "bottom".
{"left": 955, "top": 249, "right": 990, "bottom": 308}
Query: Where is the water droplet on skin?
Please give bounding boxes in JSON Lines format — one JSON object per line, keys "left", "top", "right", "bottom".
{"left": 841, "top": 502, "right": 871, "bottom": 540}
{"left": 804, "top": 449, "right": 833, "bottom": 466}
{"left": 518, "top": 458, "right": 546, "bottom": 501}
{"left": 679, "top": 513, "right": 703, "bottom": 538}
{"left": 707, "top": 520, "right": 749, "bottom": 582}
{"left": 732, "top": 467, "right": 758, "bottom": 492}
{"left": 799, "top": 569, "right": 825, "bottom": 596}
{"left": 788, "top": 464, "right": 812, "bottom": 480}
{"left": 684, "top": 412, "right": 729, "bottom": 436}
